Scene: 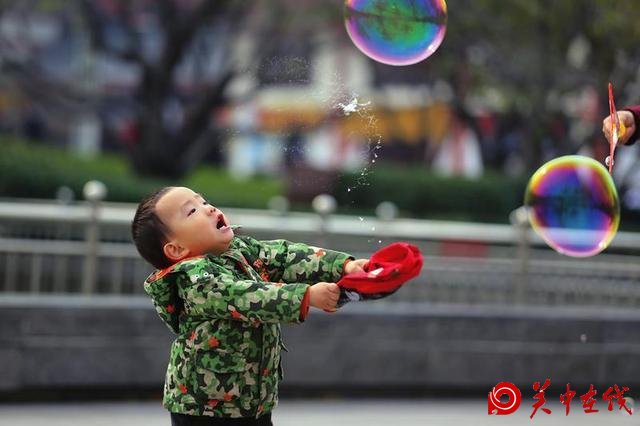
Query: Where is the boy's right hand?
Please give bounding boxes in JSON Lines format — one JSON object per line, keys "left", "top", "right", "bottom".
{"left": 603, "top": 110, "right": 635, "bottom": 145}
{"left": 309, "top": 282, "right": 341, "bottom": 312}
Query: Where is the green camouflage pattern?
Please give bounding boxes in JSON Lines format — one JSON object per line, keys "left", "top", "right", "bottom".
{"left": 143, "top": 235, "right": 352, "bottom": 418}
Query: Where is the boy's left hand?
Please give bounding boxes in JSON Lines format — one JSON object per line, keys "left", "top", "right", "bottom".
{"left": 344, "top": 258, "right": 369, "bottom": 275}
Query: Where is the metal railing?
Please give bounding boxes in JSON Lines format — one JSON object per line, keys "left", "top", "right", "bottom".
{"left": 2, "top": 188, "right": 640, "bottom": 307}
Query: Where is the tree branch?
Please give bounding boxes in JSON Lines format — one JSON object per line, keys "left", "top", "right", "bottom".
{"left": 1, "top": 59, "right": 96, "bottom": 114}
{"left": 80, "top": 0, "right": 144, "bottom": 64}
{"left": 182, "top": 69, "right": 234, "bottom": 142}
{"left": 177, "top": 69, "right": 235, "bottom": 172}
{"left": 160, "top": 0, "right": 247, "bottom": 73}
{"left": 157, "top": 0, "right": 178, "bottom": 34}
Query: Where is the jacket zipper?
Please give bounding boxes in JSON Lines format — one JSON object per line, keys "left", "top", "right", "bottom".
{"left": 230, "top": 253, "right": 265, "bottom": 418}
{"left": 255, "top": 325, "right": 264, "bottom": 418}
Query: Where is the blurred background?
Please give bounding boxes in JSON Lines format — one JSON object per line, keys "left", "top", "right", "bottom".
{"left": 2, "top": 0, "right": 640, "bottom": 424}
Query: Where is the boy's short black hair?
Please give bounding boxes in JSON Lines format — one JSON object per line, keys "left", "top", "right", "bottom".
{"left": 131, "top": 186, "right": 174, "bottom": 269}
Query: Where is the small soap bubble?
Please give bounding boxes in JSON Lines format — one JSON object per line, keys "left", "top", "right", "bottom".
{"left": 605, "top": 155, "right": 613, "bottom": 167}
{"left": 525, "top": 155, "right": 620, "bottom": 257}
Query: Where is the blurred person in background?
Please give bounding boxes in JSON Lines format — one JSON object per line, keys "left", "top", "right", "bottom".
{"left": 431, "top": 105, "right": 484, "bottom": 179}
{"left": 497, "top": 109, "right": 527, "bottom": 177}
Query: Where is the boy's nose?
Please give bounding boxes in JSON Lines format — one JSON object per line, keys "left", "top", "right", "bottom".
{"left": 206, "top": 205, "right": 215, "bottom": 215}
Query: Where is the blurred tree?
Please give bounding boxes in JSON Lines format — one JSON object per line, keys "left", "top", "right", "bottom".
{"left": 0, "top": 0, "right": 338, "bottom": 178}
{"left": 80, "top": 0, "right": 250, "bottom": 178}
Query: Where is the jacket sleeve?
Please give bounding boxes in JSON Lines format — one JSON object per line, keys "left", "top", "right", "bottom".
{"left": 180, "top": 272, "right": 311, "bottom": 324}
{"left": 623, "top": 105, "right": 640, "bottom": 145}
{"left": 245, "top": 237, "right": 353, "bottom": 284}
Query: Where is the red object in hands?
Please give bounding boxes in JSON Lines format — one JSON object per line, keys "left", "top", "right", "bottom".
{"left": 337, "top": 242, "right": 423, "bottom": 296}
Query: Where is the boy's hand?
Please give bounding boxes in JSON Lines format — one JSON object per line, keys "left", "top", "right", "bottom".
{"left": 344, "top": 258, "right": 369, "bottom": 275}
{"left": 309, "top": 282, "right": 340, "bottom": 312}
{"left": 603, "top": 110, "right": 635, "bottom": 145}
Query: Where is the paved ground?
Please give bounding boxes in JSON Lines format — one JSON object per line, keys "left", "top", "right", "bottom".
{"left": 0, "top": 398, "right": 636, "bottom": 426}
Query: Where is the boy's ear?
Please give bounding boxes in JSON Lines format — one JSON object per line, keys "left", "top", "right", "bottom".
{"left": 163, "top": 241, "right": 189, "bottom": 262}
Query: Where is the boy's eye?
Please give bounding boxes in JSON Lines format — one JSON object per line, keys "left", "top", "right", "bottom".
{"left": 187, "top": 208, "right": 196, "bottom": 216}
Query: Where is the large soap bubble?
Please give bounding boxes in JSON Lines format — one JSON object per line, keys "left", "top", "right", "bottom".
{"left": 525, "top": 155, "right": 620, "bottom": 257}
{"left": 344, "top": 0, "right": 447, "bottom": 66}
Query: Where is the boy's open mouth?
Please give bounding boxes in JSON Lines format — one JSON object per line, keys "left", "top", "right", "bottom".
{"left": 216, "top": 215, "right": 226, "bottom": 230}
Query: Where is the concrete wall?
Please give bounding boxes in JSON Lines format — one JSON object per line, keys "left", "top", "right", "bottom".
{"left": 2, "top": 295, "right": 640, "bottom": 398}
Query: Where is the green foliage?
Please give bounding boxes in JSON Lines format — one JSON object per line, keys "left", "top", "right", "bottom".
{"left": 0, "top": 138, "right": 160, "bottom": 202}
{"left": 184, "top": 169, "right": 284, "bottom": 209}
{"left": 0, "top": 139, "right": 282, "bottom": 208}
{"left": 8, "top": 139, "right": 638, "bottom": 230}
{"left": 335, "top": 166, "right": 528, "bottom": 223}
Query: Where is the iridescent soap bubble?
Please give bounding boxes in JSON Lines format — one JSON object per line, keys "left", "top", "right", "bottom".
{"left": 344, "top": 0, "right": 447, "bottom": 66}
{"left": 524, "top": 155, "right": 620, "bottom": 257}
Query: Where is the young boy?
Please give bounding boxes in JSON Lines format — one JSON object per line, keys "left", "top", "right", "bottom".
{"left": 131, "top": 186, "right": 368, "bottom": 426}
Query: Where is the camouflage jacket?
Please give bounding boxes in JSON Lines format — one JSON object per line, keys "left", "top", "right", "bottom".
{"left": 143, "top": 235, "right": 352, "bottom": 418}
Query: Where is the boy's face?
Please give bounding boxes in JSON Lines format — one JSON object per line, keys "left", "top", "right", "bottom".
{"left": 155, "top": 187, "right": 234, "bottom": 260}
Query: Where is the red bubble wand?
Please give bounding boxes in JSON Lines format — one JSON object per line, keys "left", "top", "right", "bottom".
{"left": 607, "top": 82, "right": 625, "bottom": 174}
